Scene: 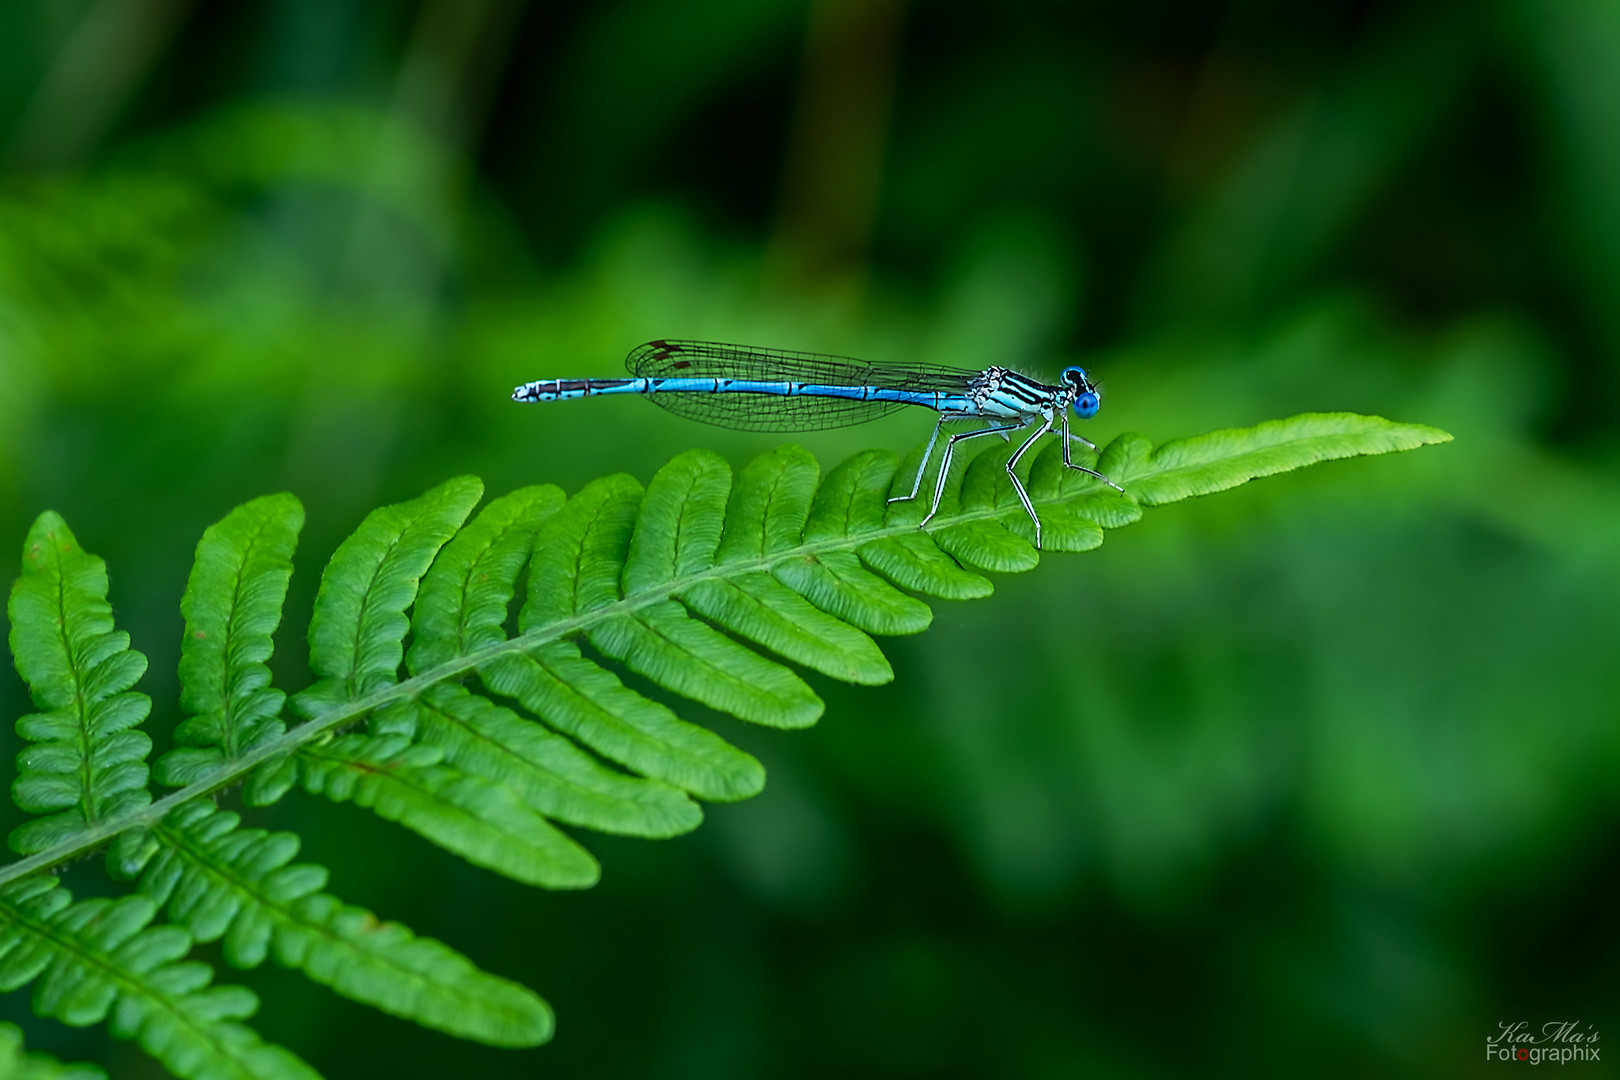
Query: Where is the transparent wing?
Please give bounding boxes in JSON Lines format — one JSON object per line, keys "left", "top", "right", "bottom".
{"left": 625, "top": 340, "right": 979, "bottom": 432}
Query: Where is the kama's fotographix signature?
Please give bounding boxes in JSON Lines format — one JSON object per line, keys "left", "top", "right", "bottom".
{"left": 1486, "top": 1021, "right": 1602, "bottom": 1065}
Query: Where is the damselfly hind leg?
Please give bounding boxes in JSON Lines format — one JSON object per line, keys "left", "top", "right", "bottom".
{"left": 917, "top": 422, "right": 1023, "bottom": 530}
{"left": 890, "top": 415, "right": 998, "bottom": 506}
{"left": 889, "top": 415, "right": 947, "bottom": 506}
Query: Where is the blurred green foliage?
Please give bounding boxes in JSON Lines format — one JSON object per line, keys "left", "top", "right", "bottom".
{"left": 0, "top": 0, "right": 1615, "bottom": 1077}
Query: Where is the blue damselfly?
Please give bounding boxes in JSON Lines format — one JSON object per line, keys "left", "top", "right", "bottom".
{"left": 512, "top": 339, "right": 1121, "bottom": 547}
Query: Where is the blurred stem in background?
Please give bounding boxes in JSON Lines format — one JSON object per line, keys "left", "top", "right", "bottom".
{"left": 1138, "top": 1, "right": 1477, "bottom": 328}
{"left": 6, "top": 0, "right": 195, "bottom": 170}
{"left": 769, "top": 0, "right": 906, "bottom": 294}
{"left": 1505, "top": 0, "right": 1620, "bottom": 438}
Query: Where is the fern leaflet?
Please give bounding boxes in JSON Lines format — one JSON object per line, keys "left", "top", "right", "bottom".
{"left": 8, "top": 514, "right": 153, "bottom": 855}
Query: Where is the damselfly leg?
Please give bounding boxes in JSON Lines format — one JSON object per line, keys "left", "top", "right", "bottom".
{"left": 889, "top": 415, "right": 1003, "bottom": 507}
{"left": 1004, "top": 415, "right": 1055, "bottom": 546}
{"left": 1067, "top": 431, "right": 1099, "bottom": 454}
{"left": 917, "top": 422, "right": 1025, "bottom": 529}
{"left": 888, "top": 415, "right": 949, "bottom": 506}
{"left": 1060, "top": 411, "right": 1124, "bottom": 491}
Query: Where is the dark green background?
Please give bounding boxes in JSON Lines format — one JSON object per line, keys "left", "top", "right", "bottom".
{"left": 1, "top": 1, "right": 1615, "bottom": 1076}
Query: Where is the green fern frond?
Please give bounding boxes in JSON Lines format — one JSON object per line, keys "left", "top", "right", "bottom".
{"left": 295, "top": 476, "right": 483, "bottom": 720}
{"left": 112, "top": 802, "right": 550, "bottom": 1046}
{"left": 377, "top": 683, "right": 701, "bottom": 837}
{"left": 3, "top": 414, "right": 1452, "bottom": 870}
{"left": 6, "top": 495, "right": 561, "bottom": 1074}
{"left": 406, "top": 485, "right": 563, "bottom": 673}
{"left": 0, "top": 879, "right": 315, "bottom": 1080}
{"left": 1107, "top": 412, "right": 1450, "bottom": 503}
{"left": 297, "top": 735, "right": 599, "bottom": 889}
{"left": 395, "top": 487, "right": 705, "bottom": 835}
{"left": 157, "top": 495, "right": 304, "bottom": 787}
{"left": 832, "top": 452, "right": 996, "bottom": 598}
{"left": 0, "top": 1022, "right": 106, "bottom": 1080}
{"left": 683, "top": 447, "right": 896, "bottom": 686}
{"left": 583, "top": 457, "right": 833, "bottom": 722}
{"left": 0, "top": 414, "right": 1451, "bottom": 1077}
{"left": 481, "top": 639, "right": 766, "bottom": 802}
{"left": 8, "top": 514, "right": 153, "bottom": 855}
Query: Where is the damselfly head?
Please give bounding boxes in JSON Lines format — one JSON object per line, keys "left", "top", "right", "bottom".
{"left": 1061, "top": 366, "right": 1101, "bottom": 419}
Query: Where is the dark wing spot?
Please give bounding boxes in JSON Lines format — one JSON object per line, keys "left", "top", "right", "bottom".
{"left": 672, "top": 359, "right": 691, "bottom": 369}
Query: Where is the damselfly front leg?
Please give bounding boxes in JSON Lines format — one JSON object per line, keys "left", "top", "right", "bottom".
{"left": 1066, "top": 431, "right": 1099, "bottom": 454}
{"left": 1059, "top": 410, "right": 1124, "bottom": 492}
